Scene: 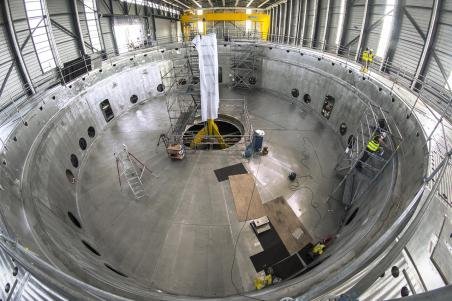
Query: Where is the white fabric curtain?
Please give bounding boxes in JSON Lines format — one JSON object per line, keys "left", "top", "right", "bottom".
{"left": 192, "top": 34, "right": 219, "bottom": 121}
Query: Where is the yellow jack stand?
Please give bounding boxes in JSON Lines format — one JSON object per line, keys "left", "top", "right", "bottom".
{"left": 191, "top": 119, "right": 227, "bottom": 149}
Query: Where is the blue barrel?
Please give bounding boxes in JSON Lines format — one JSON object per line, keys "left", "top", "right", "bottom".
{"left": 252, "top": 130, "right": 265, "bottom": 152}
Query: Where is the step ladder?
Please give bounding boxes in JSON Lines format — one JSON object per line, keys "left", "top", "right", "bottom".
{"left": 115, "top": 144, "right": 154, "bottom": 199}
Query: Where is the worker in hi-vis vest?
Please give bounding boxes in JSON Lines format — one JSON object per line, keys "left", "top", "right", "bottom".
{"left": 356, "top": 134, "right": 385, "bottom": 170}
{"left": 361, "top": 48, "right": 375, "bottom": 73}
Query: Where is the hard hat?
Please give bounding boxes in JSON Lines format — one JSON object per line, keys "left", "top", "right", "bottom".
{"left": 370, "top": 48, "right": 374, "bottom": 52}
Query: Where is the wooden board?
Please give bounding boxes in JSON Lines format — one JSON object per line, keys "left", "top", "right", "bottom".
{"left": 263, "top": 196, "right": 312, "bottom": 254}
{"left": 229, "top": 174, "right": 266, "bottom": 222}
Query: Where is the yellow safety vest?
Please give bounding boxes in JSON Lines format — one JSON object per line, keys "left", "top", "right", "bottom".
{"left": 367, "top": 139, "right": 380, "bottom": 152}
{"left": 368, "top": 52, "right": 374, "bottom": 62}
{"left": 362, "top": 51, "right": 369, "bottom": 62}
{"left": 312, "top": 243, "right": 326, "bottom": 255}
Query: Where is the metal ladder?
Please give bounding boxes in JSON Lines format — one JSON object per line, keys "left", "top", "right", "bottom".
{"left": 115, "top": 145, "right": 149, "bottom": 199}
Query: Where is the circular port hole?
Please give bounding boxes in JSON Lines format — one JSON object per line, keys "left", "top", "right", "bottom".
{"left": 70, "top": 154, "right": 79, "bottom": 168}
{"left": 88, "top": 127, "right": 95, "bottom": 138}
{"left": 105, "top": 263, "right": 128, "bottom": 277}
{"left": 130, "top": 94, "right": 138, "bottom": 104}
{"left": 345, "top": 207, "right": 359, "bottom": 225}
{"left": 66, "top": 169, "right": 76, "bottom": 184}
{"left": 68, "top": 212, "right": 82, "bottom": 228}
{"left": 82, "top": 240, "right": 101, "bottom": 256}
{"left": 79, "top": 138, "right": 87, "bottom": 150}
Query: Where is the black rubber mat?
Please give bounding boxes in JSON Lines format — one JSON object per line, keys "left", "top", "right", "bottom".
{"left": 298, "top": 243, "right": 315, "bottom": 265}
{"left": 250, "top": 244, "right": 290, "bottom": 272}
{"left": 214, "top": 163, "right": 248, "bottom": 182}
{"left": 250, "top": 224, "right": 290, "bottom": 272}
{"left": 272, "top": 254, "right": 305, "bottom": 280}
{"left": 254, "top": 225, "right": 282, "bottom": 250}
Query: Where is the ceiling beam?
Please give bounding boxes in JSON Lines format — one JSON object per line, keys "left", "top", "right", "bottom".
{"left": 191, "top": 0, "right": 202, "bottom": 8}
{"left": 258, "top": 0, "right": 270, "bottom": 8}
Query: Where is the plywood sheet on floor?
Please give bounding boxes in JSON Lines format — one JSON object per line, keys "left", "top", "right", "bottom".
{"left": 229, "top": 174, "right": 266, "bottom": 222}
{"left": 263, "top": 196, "right": 312, "bottom": 254}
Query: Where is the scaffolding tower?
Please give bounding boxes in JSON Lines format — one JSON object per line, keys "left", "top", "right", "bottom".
{"left": 334, "top": 104, "right": 403, "bottom": 207}
{"left": 230, "top": 43, "right": 259, "bottom": 89}
{"left": 161, "top": 46, "right": 201, "bottom": 142}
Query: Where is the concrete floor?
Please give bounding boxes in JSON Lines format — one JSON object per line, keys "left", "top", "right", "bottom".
{"left": 76, "top": 87, "right": 345, "bottom": 297}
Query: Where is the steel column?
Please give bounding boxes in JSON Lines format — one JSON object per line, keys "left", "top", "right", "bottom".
{"left": 381, "top": 0, "right": 403, "bottom": 71}
{"left": 294, "top": 0, "right": 300, "bottom": 44}
{"left": 287, "top": 0, "right": 293, "bottom": 43}
{"left": 72, "top": 0, "right": 86, "bottom": 55}
{"left": 411, "top": 0, "right": 442, "bottom": 89}
{"left": 282, "top": 3, "right": 287, "bottom": 43}
{"left": 321, "top": 0, "right": 332, "bottom": 50}
{"left": 310, "top": 0, "right": 319, "bottom": 48}
{"left": 0, "top": 0, "right": 35, "bottom": 95}
{"left": 278, "top": 4, "right": 282, "bottom": 43}
{"left": 274, "top": 7, "right": 277, "bottom": 40}
{"left": 337, "top": 0, "right": 350, "bottom": 54}
{"left": 301, "top": 0, "right": 307, "bottom": 45}
{"left": 109, "top": 0, "right": 119, "bottom": 54}
{"left": 355, "top": 0, "right": 372, "bottom": 60}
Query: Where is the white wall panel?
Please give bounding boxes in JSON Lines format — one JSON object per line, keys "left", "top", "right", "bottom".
{"left": 155, "top": 17, "right": 173, "bottom": 42}
{"left": 343, "top": 0, "right": 365, "bottom": 51}
{"left": 47, "top": 0, "right": 80, "bottom": 63}
{"left": 0, "top": 25, "right": 23, "bottom": 107}
{"left": 100, "top": 17, "right": 115, "bottom": 54}
{"left": 424, "top": 3, "right": 452, "bottom": 89}
{"left": 391, "top": 1, "right": 433, "bottom": 78}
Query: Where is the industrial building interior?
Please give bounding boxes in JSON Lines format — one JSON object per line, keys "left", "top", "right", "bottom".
{"left": 0, "top": 0, "right": 451, "bottom": 300}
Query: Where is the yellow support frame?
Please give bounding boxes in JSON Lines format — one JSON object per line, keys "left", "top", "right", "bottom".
{"left": 181, "top": 12, "right": 270, "bottom": 40}
{"left": 191, "top": 119, "right": 227, "bottom": 149}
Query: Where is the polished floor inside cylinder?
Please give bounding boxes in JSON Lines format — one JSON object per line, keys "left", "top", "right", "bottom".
{"left": 76, "top": 87, "right": 346, "bottom": 296}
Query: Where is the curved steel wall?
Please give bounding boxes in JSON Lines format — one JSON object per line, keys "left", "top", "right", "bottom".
{"left": 0, "top": 42, "right": 431, "bottom": 300}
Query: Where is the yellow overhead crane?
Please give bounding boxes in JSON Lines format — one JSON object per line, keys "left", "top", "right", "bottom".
{"left": 181, "top": 12, "right": 270, "bottom": 40}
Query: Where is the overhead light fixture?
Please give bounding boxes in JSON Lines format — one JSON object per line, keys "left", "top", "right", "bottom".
{"left": 246, "top": 0, "right": 254, "bottom": 7}
{"left": 163, "top": 0, "right": 190, "bottom": 9}
{"left": 222, "top": 0, "right": 225, "bottom": 6}
{"left": 257, "top": 0, "right": 270, "bottom": 8}
{"left": 197, "top": 9, "right": 203, "bottom": 15}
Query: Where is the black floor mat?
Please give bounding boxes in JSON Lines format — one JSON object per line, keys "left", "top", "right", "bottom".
{"left": 254, "top": 224, "right": 282, "bottom": 249}
{"left": 250, "top": 225, "right": 290, "bottom": 272}
{"left": 250, "top": 244, "right": 290, "bottom": 272}
{"left": 298, "top": 243, "right": 315, "bottom": 265}
{"left": 272, "top": 254, "right": 305, "bottom": 280}
{"left": 213, "top": 163, "right": 248, "bottom": 182}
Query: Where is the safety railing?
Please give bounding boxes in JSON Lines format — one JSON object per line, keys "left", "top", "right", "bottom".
{"left": 0, "top": 32, "right": 450, "bottom": 301}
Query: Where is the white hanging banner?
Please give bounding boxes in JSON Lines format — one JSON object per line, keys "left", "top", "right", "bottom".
{"left": 192, "top": 33, "right": 219, "bottom": 122}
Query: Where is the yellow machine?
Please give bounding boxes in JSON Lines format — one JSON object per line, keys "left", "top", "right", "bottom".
{"left": 191, "top": 119, "right": 227, "bottom": 149}
{"left": 181, "top": 12, "right": 271, "bottom": 40}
